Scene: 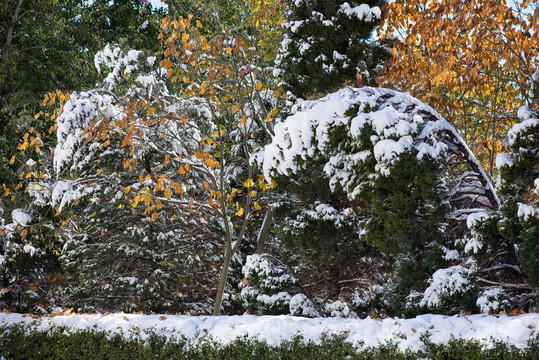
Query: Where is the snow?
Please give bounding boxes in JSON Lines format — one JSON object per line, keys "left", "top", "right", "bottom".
{"left": 507, "top": 118, "right": 539, "bottom": 146}
{"left": 420, "top": 266, "right": 475, "bottom": 309}
{"left": 263, "top": 87, "right": 492, "bottom": 203}
{"left": 338, "top": 3, "right": 381, "bottom": 22}
{"left": 517, "top": 203, "right": 539, "bottom": 222}
{"left": 466, "top": 211, "right": 488, "bottom": 229}
{"left": 477, "top": 288, "right": 509, "bottom": 314}
{"left": 304, "top": 203, "right": 354, "bottom": 227}
{"left": 11, "top": 209, "right": 32, "bottom": 226}
{"left": 289, "top": 294, "right": 318, "bottom": 317}
{"left": 373, "top": 136, "right": 413, "bottom": 176}
{"left": 496, "top": 153, "right": 513, "bottom": 168}
{"left": 1, "top": 312, "right": 538, "bottom": 352}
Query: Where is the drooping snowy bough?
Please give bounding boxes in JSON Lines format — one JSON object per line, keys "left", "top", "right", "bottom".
{"left": 264, "top": 86, "right": 498, "bottom": 223}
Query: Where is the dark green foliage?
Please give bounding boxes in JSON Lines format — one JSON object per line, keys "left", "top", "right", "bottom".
{"left": 421, "top": 336, "right": 536, "bottom": 360}
{"left": 519, "top": 215, "right": 539, "bottom": 286}
{"left": 364, "top": 151, "right": 447, "bottom": 255}
{"left": 276, "top": 0, "right": 389, "bottom": 97}
{"left": 271, "top": 166, "right": 384, "bottom": 307}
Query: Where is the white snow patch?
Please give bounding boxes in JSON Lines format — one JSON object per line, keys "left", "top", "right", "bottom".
{"left": 420, "top": 266, "right": 474, "bottom": 308}
{"left": 1, "top": 312, "right": 539, "bottom": 352}
{"left": 496, "top": 153, "right": 513, "bottom": 168}
{"left": 12, "top": 209, "right": 32, "bottom": 226}
{"left": 517, "top": 203, "right": 539, "bottom": 222}
{"left": 339, "top": 3, "right": 381, "bottom": 22}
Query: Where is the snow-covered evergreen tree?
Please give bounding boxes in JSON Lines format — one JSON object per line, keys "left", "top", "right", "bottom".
{"left": 274, "top": 0, "right": 389, "bottom": 97}
{"left": 263, "top": 86, "right": 499, "bottom": 316}
{"left": 467, "top": 72, "right": 539, "bottom": 310}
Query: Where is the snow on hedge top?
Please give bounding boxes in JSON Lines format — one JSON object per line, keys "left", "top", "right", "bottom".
{"left": 263, "top": 87, "right": 457, "bottom": 198}
{"left": 1, "top": 312, "right": 539, "bottom": 352}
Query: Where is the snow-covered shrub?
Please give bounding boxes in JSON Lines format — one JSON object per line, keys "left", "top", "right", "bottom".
{"left": 271, "top": 192, "right": 381, "bottom": 309}
{"left": 469, "top": 101, "right": 539, "bottom": 309}
{"left": 419, "top": 265, "right": 477, "bottom": 314}
{"left": 497, "top": 105, "right": 539, "bottom": 287}
{"left": 476, "top": 287, "right": 510, "bottom": 314}
{"left": 289, "top": 293, "right": 319, "bottom": 317}
{"left": 240, "top": 254, "right": 298, "bottom": 315}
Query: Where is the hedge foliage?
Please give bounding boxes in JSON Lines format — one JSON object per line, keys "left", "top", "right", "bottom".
{"left": 1, "top": 325, "right": 539, "bottom": 360}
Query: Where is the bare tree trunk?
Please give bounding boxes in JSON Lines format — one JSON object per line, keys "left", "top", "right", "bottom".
{"left": 4, "top": 0, "right": 24, "bottom": 49}
{"left": 256, "top": 209, "right": 272, "bottom": 253}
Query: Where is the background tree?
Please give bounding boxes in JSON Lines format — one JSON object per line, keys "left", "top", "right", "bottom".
{"left": 0, "top": 0, "right": 164, "bottom": 187}
{"left": 379, "top": 0, "right": 539, "bottom": 175}
{"left": 274, "top": 0, "right": 389, "bottom": 98}
{"left": 0, "top": 0, "right": 165, "bottom": 312}
{"left": 159, "top": 0, "right": 286, "bottom": 315}
{"left": 1, "top": 45, "right": 224, "bottom": 313}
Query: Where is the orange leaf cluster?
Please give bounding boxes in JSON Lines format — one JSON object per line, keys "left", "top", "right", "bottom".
{"left": 380, "top": 0, "right": 539, "bottom": 174}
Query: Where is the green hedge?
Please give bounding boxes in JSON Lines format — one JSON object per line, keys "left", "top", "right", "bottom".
{"left": 1, "top": 325, "right": 538, "bottom": 360}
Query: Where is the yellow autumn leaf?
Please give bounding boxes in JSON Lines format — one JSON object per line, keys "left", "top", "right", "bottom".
{"left": 151, "top": 212, "right": 159, "bottom": 222}
{"left": 164, "top": 188, "right": 171, "bottom": 200}
{"left": 240, "top": 115, "right": 247, "bottom": 125}
{"left": 255, "top": 82, "right": 263, "bottom": 91}
{"left": 9, "top": 156, "right": 15, "bottom": 165}
{"left": 232, "top": 104, "right": 241, "bottom": 114}
{"left": 254, "top": 202, "right": 261, "bottom": 211}
{"left": 235, "top": 208, "right": 244, "bottom": 216}
{"left": 243, "top": 178, "right": 254, "bottom": 188}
